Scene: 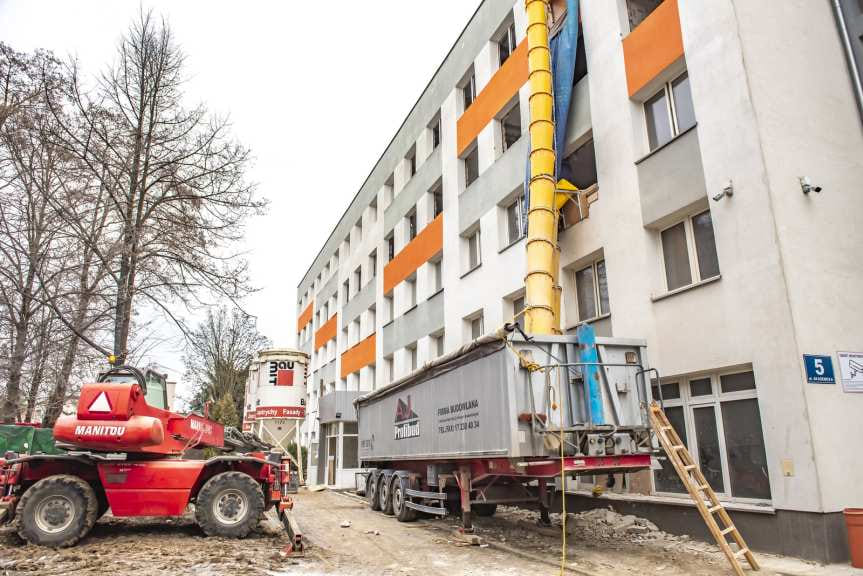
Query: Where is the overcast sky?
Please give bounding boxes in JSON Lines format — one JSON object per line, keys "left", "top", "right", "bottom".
{"left": 0, "top": 0, "right": 481, "bottom": 393}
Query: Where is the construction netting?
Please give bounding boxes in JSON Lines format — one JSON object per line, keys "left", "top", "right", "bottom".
{"left": 0, "top": 425, "right": 62, "bottom": 455}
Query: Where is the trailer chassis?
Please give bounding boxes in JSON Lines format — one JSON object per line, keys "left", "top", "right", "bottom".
{"left": 361, "top": 453, "right": 650, "bottom": 532}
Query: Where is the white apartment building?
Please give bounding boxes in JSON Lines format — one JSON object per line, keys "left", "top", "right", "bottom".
{"left": 295, "top": 0, "right": 863, "bottom": 562}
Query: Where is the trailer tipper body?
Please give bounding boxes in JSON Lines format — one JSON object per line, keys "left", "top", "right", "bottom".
{"left": 356, "top": 327, "right": 656, "bottom": 529}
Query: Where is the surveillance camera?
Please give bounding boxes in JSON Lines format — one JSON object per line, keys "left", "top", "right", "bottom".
{"left": 800, "top": 177, "right": 822, "bottom": 194}
{"left": 712, "top": 191, "right": 725, "bottom": 202}
{"left": 713, "top": 180, "right": 734, "bottom": 202}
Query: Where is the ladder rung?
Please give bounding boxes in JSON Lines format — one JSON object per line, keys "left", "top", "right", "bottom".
{"left": 684, "top": 464, "right": 697, "bottom": 471}
{"left": 720, "top": 526, "right": 736, "bottom": 536}
{"left": 734, "top": 547, "right": 750, "bottom": 558}
{"left": 697, "top": 484, "right": 710, "bottom": 491}
{"left": 708, "top": 504, "right": 723, "bottom": 514}
{"left": 660, "top": 425, "right": 673, "bottom": 431}
{"left": 671, "top": 445, "right": 686, "bottom": 451}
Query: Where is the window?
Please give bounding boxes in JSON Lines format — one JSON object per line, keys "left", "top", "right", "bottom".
{"left": 498, "top": 22, "right": 517, "bottom": 67}
{"left": 369, "top": 250, "right": 377, "bottom": 279}
{"left": 406, "top": 149, "right": 416, "bottom": 178}
{"left": 407, "top": 344, "right": 417, "bottom": 373}
{"left": 432, "top": 182, "right": 443, "bottom": 217}
{"left": 512, "top": 296, "right": 525, "bottom": 331}
{"left": 431, "top": 119, "right": 441, "bottom": 150}
{"left": 470, "top": 314, "right": 484, "bottom": 340}
{"left": 342, "top": 422, "right": 358, "bottom": 469}
{"left": 627, "top": 0, "right": 663, "bottom": 31}
{"left": 406, "top": 276, "right": 417, "bottom": 309}
{"left": 432, "top": 332, "right": 444, "bottom": 358}
{"left": 652, "top": 370, "right": 771, "bottom": 501}
{"left": 407, "top": 209, "right": 417, "bottom": 241}
{"left": 574, "top": 259, "right": 609, "bottom": 321}
{"left": 342, "top": 280, "right": 350, "bottom": 304}
{"left": 464, "top": 146, "right": 479, "bottom": 187}
{"left": 501, "top": 101, "right": 522, "bottom": 151}
{"left": 505, "top": 194, "right": 525, "bottom": 245}
{"left": 386, "top": 233, "right": 395, "bottom": 261}
{"left": 384, "top": 355, "right": 394, "bottom": 383}
{"left": 366, "top": 305, "right": 376, "bottom": 338}
{"left": 562, "top": 139, "right": 597, "bottom": 189}
{"left": 353, "top": 267, "right": 362, "bottom": 294}
{"left": 660, "top": 210, "right": 720, "bottom": 292}
{"left": 369, "top": 196, "right": 378, "bottom": 223}
{"left": 462, "top": 73, "right": 476, "bottom": 110}
{"left": 467, "top": 228, "right": 481, "bottom": 271}
{"left": 645, "top": 72, "right": 696, "bottom": 151}
{"left": 384, "top": 294, "right": 394, "bottom": 323}
{"left": 431, "top": 259, "right": 442, "bottom": 293}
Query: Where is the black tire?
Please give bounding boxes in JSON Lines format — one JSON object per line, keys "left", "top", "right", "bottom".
{"left": 392, "top": 476, "right": 416, "bottom": 523}
{"left": 94, "top": 487, "right": 110, "bottom": 519}
{"left": 379, "top": 475, "right": 394, "bottom": 516}
{"left": 367, "top": 474, "right": 381, "bottom": 511}
{"left": 195, "top": 471, "right": 264, "bottom": 538}
{"left": 16, "top": 474, "right": 99, "bottom": 547}
{"left": 474, "top": 503, "right": 497, "bottom": 517}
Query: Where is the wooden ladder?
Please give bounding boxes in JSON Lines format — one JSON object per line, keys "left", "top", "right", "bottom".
{"left": 648, "top": 402, "right": 760, "bottom": 576}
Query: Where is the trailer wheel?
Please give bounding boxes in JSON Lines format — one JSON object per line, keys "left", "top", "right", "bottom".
{"left": 379, "top": 475, "right": 394, "bottom": 515}
{"left": 195, "top": 471, "right": 264, "bottom": 538}
{"left": 474, "top": 503, "right": 497, "bottom": 517}
{"left": 367, "top": 474, "right": 381, "bottom": 511}
{"left": 391, "top": 476, "right": 416, "bottom": 523}
{"left": 16, "top": 475, "right": 99, "bottom": 547}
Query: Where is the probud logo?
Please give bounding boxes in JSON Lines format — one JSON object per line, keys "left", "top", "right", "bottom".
{"left": 394, "top": 395, "right": 420, "bottom": 440}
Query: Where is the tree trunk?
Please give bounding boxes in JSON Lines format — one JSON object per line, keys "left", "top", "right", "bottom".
{"left": 2, "top": 318, "right": 30, "bottom": 422}
{"left": 24, "top": 331, "right": 48, "bottom": 422}
{"left": 41, "top": 333, "right": 80, "bottom": 427}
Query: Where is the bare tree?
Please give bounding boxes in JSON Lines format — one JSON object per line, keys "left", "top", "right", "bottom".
{"left": 50, "top": 10, "right": 264, "bottom": 365}
{"left": 184, "top": 306, "right": 269, "bottom": 424}
{"left": 0, "top": 46, "right": 68, "bottom": 421}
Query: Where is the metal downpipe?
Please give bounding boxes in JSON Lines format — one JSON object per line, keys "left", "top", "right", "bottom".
{"left": 524, "top": 0, "right": 560, "bottom": 335}
{"left": 830, "top": 0, "right": 863, "bottom": 124}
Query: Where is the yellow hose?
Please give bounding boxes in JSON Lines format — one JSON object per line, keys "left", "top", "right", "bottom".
{"left": 524, "top": 0, "right": 561, "bottom": 335}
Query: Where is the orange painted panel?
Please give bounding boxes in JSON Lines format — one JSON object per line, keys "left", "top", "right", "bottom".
{"left": 622, "top": 0, "right": 684, "bottom": 97}
{"left": 297, "top": 301, "right": 313, "bottom": 333}
{"left": 340, "top": 333, "right": 376, "bottom": 379}
{"left": 383, "top": 214, "right": 443, "bottom": 295}
{"left": 456, "top": 40, "right": 529, "bottom": 157}
{"left": 314, "top": 314, "right": 337, "bottom": 350}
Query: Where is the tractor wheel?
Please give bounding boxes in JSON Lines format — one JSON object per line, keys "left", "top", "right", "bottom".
{"left": 367, "top": 474, "right": 381, "bottom": 511}
{"left": 379, "top": 475, "right": 394, "bottom": 515}
{"left": 474, "top": 503, "right": 498, "bottom": 517}
{"left": 391, "top": 476, "right": 416, "bottom": 523}
{"left": 16, "top": 475, "right": 99, "bottom": 547}
{"left": 195, "top": 471, "right": 264, "bottom": 538}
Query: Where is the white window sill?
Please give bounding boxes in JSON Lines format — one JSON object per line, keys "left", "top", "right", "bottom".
{"left": 564, "top": 312, "right": 611, "bottom": 332}
{"left": 651, "top": 274, "right": 720, "bottom": 303}
{"left": 566, "top": 488, "right": 775, "bottom": 515}
{"left": 460, "top": 263, "right": 482, "bottom": 279}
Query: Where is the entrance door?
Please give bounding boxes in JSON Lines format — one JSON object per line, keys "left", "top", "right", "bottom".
{"left": 327, "top": 434, "right": 338, "bottom": 485}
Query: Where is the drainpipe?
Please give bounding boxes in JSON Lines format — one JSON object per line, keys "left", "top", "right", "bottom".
{"left": 831, "top": 0, "right": 863, "bottom": 124}
{"left": 524, "top": 0, "right": 560, "bottom": 335}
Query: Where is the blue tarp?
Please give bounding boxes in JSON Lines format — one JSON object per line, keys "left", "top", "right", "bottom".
{"left": 523, "top": 0, "right": 580, "bottom": 233}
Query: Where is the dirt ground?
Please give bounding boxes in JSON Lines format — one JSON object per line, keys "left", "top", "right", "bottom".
{"left": 0, "top": 488, "right": 855, "bottom": 576}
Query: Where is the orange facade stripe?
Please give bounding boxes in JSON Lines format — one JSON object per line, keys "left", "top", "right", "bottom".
{"left": 297, "top": 300, "right": 313, "bottom": 333}
{"left": 340, "top": 333, "right": 376, "bottom": 379}
{"left": 314, "top": 314, "right": 337, "bottom": 350}
{"left": 456, "top": 39, "right": 529, "bottom": 157}
{"left": 383, "top": 213, "right": 443, "bottom": 295}
{"left": 622, "top": 0, "right": 684, "bottom": 97}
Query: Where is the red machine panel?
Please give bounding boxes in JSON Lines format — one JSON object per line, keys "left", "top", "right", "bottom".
{"left": 98, "top": 460, "right": 206, "bottom": 516}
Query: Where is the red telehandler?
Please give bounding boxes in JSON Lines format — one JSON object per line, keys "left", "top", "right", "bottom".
{"left": 0, "top": 366, "right": 302, "bottom": 549}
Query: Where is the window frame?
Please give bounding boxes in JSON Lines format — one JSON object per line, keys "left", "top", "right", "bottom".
{"left": 504, "top": 193, "right": 526, "bottom": 246}
{"left": 466, "top": 228, "right": 482, "bottom": 272}
{"left": 572, "top": 258, "right": 610, "bottom": 323}
{"left": 462, "top": 73, "right": 477, "bottom": 111}
{"left": 644, "top": 71, "right": 695, "bottom": 152}
{"left": 500, "top": 99, "right": 522, "bottom": 153}
{"left": 651, "top": 370, "right": 770, "bottom": 505}
{"left": 498, "top": 21, "right": 517, "bottom": 68}
{"left": 659, "top": 210, "right": 720, "bottom": 293}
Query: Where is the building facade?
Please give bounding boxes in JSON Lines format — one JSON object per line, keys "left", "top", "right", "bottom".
{"left": 295, "top": 0, "right": 863, "bottom": 562}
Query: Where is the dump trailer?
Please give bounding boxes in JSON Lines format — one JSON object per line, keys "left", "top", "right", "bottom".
{"left": 0, "top": 366, "right": 300, "bottom": 548}
{"left": 356, "top": 325, "right": 657, "bottom": 530}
